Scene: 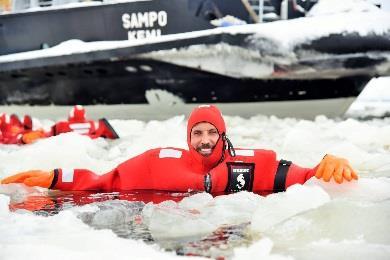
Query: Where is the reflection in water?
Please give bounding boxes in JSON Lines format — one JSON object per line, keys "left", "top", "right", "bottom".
{"left": 8, "top": 191, "right": 256, "bottom": 258}
{"left": 77, "top": 200, "right": 153, "bottom": 243}
{"left": 175, "top": 222, "right": 252, "bottom": 258}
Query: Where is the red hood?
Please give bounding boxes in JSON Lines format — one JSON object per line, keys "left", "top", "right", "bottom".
{"left": 68, "top": 105, "right": 87, "bottom": 123}
{"left": 1, "top": 114, "right": 24, "bottom": 134}
{"left": 187, "top": 105, "right": 226, "bottom": 173}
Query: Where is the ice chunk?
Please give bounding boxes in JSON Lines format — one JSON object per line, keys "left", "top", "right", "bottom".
{"left": 233, "top": 238, "right": 292, "bottom": 260}
{"left": 250, "top": 185, "right": 330, "bottom": 233}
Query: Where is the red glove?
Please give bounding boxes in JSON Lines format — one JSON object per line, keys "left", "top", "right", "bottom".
{"left": 1, "top": 170, "right": 54, "bottom": 188}
{"left": 315, "top": 154, "right": 358, "bottom": 184}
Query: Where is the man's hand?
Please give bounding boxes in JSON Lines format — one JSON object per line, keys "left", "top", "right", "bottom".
{"left": 315, "top": 154, "right": 358, "bottom": 184}
{"left": 1, "top": 170, "right": 54, "bottom": 188}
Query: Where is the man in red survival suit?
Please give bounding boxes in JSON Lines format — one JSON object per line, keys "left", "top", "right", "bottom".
{"left": 1, "top": 105, "right": 358, "bottom": 194}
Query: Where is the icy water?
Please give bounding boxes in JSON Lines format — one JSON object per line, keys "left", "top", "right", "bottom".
{"left": 0, "top": 109, "right": 389, "bottom": 259}
{"left": 3, "top": 190, "right": 263, "bottom": 258}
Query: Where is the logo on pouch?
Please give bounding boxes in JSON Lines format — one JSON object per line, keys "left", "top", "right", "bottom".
{"left": 236, "top": 173, "right": 245, "bottom": 190}
{"left": 226, "top": 162, "right": 255, "bottom": 193}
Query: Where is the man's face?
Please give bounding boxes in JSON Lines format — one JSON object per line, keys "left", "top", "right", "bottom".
{"left": 190, "top": 122, "right": 219, "bottom": 157}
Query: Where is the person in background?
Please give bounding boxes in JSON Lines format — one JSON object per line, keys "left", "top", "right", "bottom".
{"left": 0, "top": 113, "right": 38, "bottom": 144}
{"left": 0, "top": 105, "right": 119, "bottom": 145}
{"left": 50, "top": 105, "right": 118, "bottom": 140}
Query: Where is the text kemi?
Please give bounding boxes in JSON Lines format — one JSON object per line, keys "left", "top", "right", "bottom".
{"left": 122, "top": 11, "right": 168, "bottom": 40}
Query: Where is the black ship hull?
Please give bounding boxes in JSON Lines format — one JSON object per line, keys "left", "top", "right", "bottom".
{"left": 0, "top": 58, "right": 369, "bottom": 106}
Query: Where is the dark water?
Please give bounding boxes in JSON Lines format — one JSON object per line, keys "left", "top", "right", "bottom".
{"left": 9, "top": 191, "right": 254, "bottom": 259}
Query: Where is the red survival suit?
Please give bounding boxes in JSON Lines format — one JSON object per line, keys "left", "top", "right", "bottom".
{"left": 0, "top": 113, "right": 35, "bottom": 144}
{"left": 49, "top": 105, "right": 317, "bottom": 193}
{"left": 50, "top": 105, "right": 119, "bottom": 139}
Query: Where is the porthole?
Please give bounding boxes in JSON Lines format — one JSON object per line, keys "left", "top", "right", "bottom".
{"left": 140, "top": 65, "right": 153, "bottom": 72}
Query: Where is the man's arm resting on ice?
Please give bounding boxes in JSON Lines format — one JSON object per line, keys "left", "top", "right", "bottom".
{"left": 284, "top": 154, "right": 358, "bottom": 187}
{"left": 0, "top": 166, "right": 203, "bottom": 191}
{"left": 0, "top": 169, "right": 118, "bottom": 191}
{"left": 205, "top": 153, "right": 359, "bottom": 193}
{"left": 0, "top": 149, "right": 205, "bottom": 191}
{"left": 1, "top": 150, "right": 153, "bottom": 191}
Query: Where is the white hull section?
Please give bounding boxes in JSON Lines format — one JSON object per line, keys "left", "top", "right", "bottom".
{"left": 0, "top": 97, "right": 356, "bottom": 120}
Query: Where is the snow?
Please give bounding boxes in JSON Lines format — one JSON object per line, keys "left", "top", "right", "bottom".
{"left": 346, "top": 76, "right": 390, "bottom": 118}
{"left": 307, "top": 0, "right": 380, "bottom": 16}
{"left": 139, "top": 6, "right": 390, "bottom": 79}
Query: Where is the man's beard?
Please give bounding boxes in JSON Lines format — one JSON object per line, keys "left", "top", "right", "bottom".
{"left": 196, "top": 143, "right": 214, "bottom": 157}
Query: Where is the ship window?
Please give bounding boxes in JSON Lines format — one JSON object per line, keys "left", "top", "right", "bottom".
{"left": 41, "top": 43, "right": 50, "bottom": 49}
{"left": 58, "top": 71, "right": 66, "bottom": 76}
{"left": 45, "top": 72, "right": 54, "bottom": 77}
{"left": 125, "top": 66, "right": 137, "bottom": 73}
{"left": 83, "top": 70, "right": 93, "bottom": 75}
{"left": 140, "top": 65, "right": 153, "bottom": 72}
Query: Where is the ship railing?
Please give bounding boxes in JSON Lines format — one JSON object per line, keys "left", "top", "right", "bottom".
{"left": 248, "top": 0, "right": 279, "bottom": 22}
{"left": 248, "top": 0, "right": 316, "bottom": 22}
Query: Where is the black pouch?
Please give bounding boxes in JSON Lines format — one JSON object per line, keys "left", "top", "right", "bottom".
{"left": 225, "top": 162, "right": 255, "bottom": 192}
